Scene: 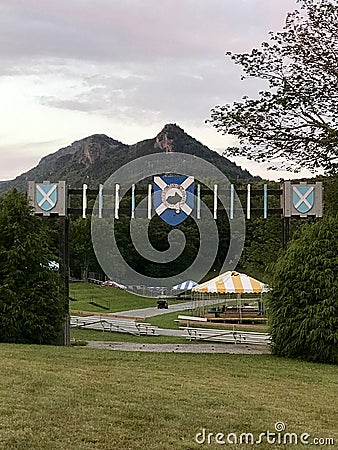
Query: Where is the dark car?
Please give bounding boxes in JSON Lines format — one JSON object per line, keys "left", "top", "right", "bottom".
{"left": 157, "top": 300, "right": 169, "bottom": 309}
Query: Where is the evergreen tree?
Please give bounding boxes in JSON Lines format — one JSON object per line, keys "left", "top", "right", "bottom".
{"left": 267, "top": 215, "right": 338, "bottom": 364}
{"left": 0, "top": 189, "right": 64, "bottom": 344}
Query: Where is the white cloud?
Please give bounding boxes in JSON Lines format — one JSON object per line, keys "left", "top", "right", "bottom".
{"left": 0, "top": 0, "right": 307, "bottom": 181}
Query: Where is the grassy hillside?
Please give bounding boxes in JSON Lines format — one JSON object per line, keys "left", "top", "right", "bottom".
{"left": 69, "top": 282, "right": 182, "bottom": 313}
{"left": 0, "top": 345, "right": 336, "bottom": 449}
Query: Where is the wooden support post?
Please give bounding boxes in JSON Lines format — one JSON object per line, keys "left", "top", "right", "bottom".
{"left": 282, "top": 217, "right": 290, "bottom": 249}
{"left": 57, "top": 215, "right": 70, "bottom": 346}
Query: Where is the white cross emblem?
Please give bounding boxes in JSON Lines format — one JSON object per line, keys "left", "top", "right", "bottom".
{"left": 153, "top": 175, "right": 194, "bottom": 226}
{"left": 293, "top": 186, "right": 314, "bottom": 213}
{"left": 36, "top": 184, "right": 58, "bottom": 211}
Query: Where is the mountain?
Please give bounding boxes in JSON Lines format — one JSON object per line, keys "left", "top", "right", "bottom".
{"left": 0, "top": 124, "right": 257, "bottom": 193}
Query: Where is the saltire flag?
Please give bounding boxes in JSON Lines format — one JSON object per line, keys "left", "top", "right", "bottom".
{"left": 153, "top": 176, "right": 194, "bottom": 226}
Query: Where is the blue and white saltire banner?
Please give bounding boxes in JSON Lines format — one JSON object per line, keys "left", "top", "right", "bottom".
{"left": 172, "top": 280, "right": 198, "bottom": 290}
{"left": 154, "top": 175, "right": 194, "bottom": 226}
{"left": 293, "top": 185, "right": 314, "bottom": 214}
{"left": 36, "top": 183, "right": 58, "bottom": 212}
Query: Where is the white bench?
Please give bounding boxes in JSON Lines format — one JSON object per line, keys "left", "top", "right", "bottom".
{"left": 177, "top": 315, "right": 207, "bottom": 322}
{"left": 180, "top": 327, "right": 271, "bottom": 345}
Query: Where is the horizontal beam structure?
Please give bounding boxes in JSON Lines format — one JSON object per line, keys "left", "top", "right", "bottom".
{"left": 67, "top": 184, "right": 282, "bottom": 220}
{"left": 68, "top": 187, "right": 283, "bottom": 196}
{"left": 68, "top": 207, "right": 283, "bottom": 217}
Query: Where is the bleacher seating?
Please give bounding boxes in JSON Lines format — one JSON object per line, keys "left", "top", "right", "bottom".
{"left": 71, "top": 315, "right": 159, "bottom": 336}
{"left": 180, "top": 327, "right": 271, "bottom": 345}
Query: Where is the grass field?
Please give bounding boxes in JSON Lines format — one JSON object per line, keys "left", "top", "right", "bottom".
{"left": 0, "top": 344, "right": 337, "bottom": 450}
{"left": 69, "top": 282, "right": 182, "bottom": 313}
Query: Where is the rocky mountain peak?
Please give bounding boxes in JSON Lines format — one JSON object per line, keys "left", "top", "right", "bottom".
{"left": 154, "top": 123, "right": 186, "bottom": 153}
{"left": 0, "top": 124, "right": 257, "bottom": 194}
{"left": 70, "top": 134, "right": 125, "bottom": 166}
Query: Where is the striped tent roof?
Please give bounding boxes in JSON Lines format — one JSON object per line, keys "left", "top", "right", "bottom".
{"left": 192, "top": 271, "right": 268, "bottom": 294}
{"left": 172, "top": 280, "right": 198, "bottom": 291}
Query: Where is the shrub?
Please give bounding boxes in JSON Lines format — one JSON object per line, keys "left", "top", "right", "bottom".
{"left": 267, "top": 215, "right": 338, "bottom": 364}
{"left": 0, "top": 189, "right": 64, "bottom": 344}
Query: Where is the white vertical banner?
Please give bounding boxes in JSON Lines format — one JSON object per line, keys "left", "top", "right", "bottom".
{"left": 98, "top": 184, "right": 103, "bottom": 219}
{"left": 263, "top": 184, "right": 268, "bottom": 219}
{"left": 147, "top": 183, "right": 152, "bottom": 219}
{"left": 230, "top": 184, "right": 234, "bottom": 220}
{"left": 247, "top": 183, "right": 251, "bottom": 219}
{"left": 82, "top": 184, "right": 87, "bottom": 219}
{"left": 197, "top": 184, "right": 201, "bottom": 219}
{"left": 115, "top": 184, "right": 120, "bottom": 219}
{"left": 213, "top": 184, "right": 218, "bottom": 220}
{"left": 131, "top": 184, "right": 135, "bottom": 219}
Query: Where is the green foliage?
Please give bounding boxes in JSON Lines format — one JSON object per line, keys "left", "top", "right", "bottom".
{"left": 209, "top": 0, "right": 338, "bottom": 174}
{"left": 70, "top": 216, "right": 101, "bottom": 279}
{"left": 239, "top": 216, "right": 283, "bottom": 283}
{"left": 0, "top": 189, "right": 64, "bottom": 344}
{"left": 267, "top": 215, "right": 338, "bottom": 364}
{"left": 322, "top": 174, "right": 338, "bottom": 216}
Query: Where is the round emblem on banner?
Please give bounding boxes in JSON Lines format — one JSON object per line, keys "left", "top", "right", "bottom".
{"left": 161, "top": 183, "right": 187, "bottom": 213}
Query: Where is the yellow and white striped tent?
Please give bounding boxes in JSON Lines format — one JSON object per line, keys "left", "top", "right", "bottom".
{"left": 192, "top": 271, "right": 269, "bottom": 294}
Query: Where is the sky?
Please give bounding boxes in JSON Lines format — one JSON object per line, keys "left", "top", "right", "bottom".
{"left": 0, "top": 0, "right": 318, "bottom": 181}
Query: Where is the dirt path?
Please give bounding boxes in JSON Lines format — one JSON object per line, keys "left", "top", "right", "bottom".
{"left": 84, "top": 341, "right": 270, "bottom": 354}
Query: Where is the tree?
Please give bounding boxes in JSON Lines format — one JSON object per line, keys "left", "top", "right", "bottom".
{"left": 209, "top": 0, "right": 338, "bottom": 174}
{"left": 0, "top": 189, "right": 64, "bottom": 344}
{"left": 70, "top": 216, "right": 100, "bottom": 280}
{"left": 267, "top": 215, "right": 338, "bottom": 364}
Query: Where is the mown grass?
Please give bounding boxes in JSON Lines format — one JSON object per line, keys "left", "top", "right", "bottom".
{"left": 0, "top": 344, "right": 337, "bottom": 450}
{"left": 71, "top": 328, "right": 189, "bottom": 344}
{"left": 69, "top": 282, "right": 182, "bottom": 313}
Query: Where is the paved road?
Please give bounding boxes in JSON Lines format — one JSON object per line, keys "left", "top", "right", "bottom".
{"left": 111, "top": 298, "right": 227, "bottom": 319}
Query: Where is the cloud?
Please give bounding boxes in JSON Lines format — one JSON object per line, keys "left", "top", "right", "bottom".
{"left": 1, "top": 0, "right": 297, "bottom": 124}
{"left": 35, "top": 57, "right": 267, "bottom": 129}
{"left": 0, "top": 0, "right": 297, "bottom": 63}
{"left": 0, "top": 140, "right": 64, "bottom": 180}
{"left": 0, "top": 0, "right": 301, "bottom": 181}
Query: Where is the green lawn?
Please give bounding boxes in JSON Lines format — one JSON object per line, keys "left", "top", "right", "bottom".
{"left": 0, "top": 344, "right": 337, "bottom": 449}
{"left": 69, "top": 282, "right": 182, "bottom": 313}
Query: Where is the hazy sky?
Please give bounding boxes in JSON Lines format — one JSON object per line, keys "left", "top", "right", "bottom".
{"left": 0, "top": 0, "right": 317, "bottom": 181}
